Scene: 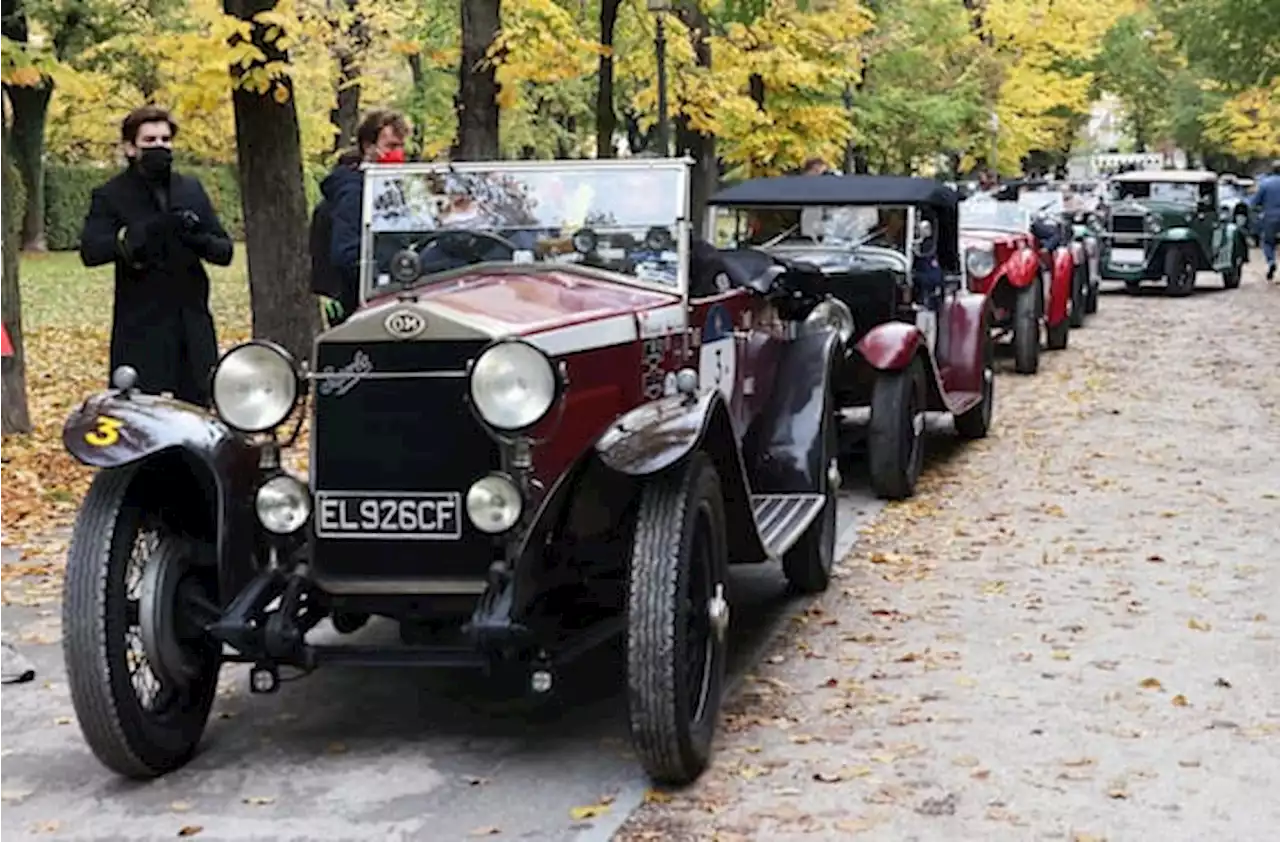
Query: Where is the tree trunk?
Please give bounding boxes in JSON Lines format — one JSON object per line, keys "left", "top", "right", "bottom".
{"left": 225, "top": 0, "right": 319, "bottom": 362}
{"left": 677, "top": 3, "right": 715, "bottom": 237}
{"left": 2, "top": 0, "right": 53, "bottom": 253}
{"left": 595, "top": 0, "right": 620, "bottom": 158}
{"left": 328, "top": 0, "right": 369, "bottom": 153}
{"left": 4, "top": 83, "right": 51, "bottom": 252}
{"left": 455, "top": 0, "right": 501, "bottom": 161}
{"left": 2, "top": 126, "right": 32, "bottom": 434}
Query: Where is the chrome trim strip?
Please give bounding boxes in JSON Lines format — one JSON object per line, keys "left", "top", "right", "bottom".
{"left": 308, "top": 370, "right": 467, "bottom": 381}
{"left": 313, "top": 577, "right": 489, "bottom": 595}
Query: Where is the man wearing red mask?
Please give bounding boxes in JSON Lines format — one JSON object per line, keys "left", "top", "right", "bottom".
{"left": 316, "top": 109, "right": 409, "bottom": 325}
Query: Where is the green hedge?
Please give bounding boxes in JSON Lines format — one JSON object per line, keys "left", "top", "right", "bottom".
{"left": 42, "top": 162, "right": 331, "bottom": 251}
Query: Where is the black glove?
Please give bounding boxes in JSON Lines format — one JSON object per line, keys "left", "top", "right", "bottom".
{"left": 170, "top": 209, "right": 213, "bottom": 255}
{"left": 120, "top": 214, "right": 171, "bottom": 264}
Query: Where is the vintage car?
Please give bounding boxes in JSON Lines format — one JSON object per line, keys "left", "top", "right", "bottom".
{"left": 705, "top": 175, "right": 995, "bottom": 501}
{"left": 57, "top": 158, "right": 849, "bottom": 787}
{"left": 1101, "top": 169, "right": 1249, "bottom": 295}
{"left": 1218, "top": 174, "right": 1259, "bottom": 246}
{"left": 958, "top": 194, "right": 1075, "bottom": 374}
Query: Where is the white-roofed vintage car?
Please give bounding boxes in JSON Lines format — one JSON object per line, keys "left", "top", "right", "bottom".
{"left": 1101, "top": 169, "right": 1249, "bottom": 295}
{"left": 57, "top": 158, "right": 851, "bottom": 787}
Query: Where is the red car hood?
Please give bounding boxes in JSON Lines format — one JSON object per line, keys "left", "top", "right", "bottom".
{"left": 338, "top": 269, "right": 685, "bottom": 355}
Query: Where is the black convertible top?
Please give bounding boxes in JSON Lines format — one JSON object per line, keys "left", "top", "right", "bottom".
{"left": 709, "top": 175, "right": 960, "bottom": 209}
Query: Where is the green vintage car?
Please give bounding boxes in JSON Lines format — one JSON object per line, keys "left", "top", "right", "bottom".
{"left": 1100, "top": 170, "right": 1249, "bottom": 297}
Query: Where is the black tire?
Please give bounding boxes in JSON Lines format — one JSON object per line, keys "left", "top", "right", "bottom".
{"left": 868, "top": 356, "right": 925, "bottom": 500}
{"left": 1085, "top": 270, "right": 1099, "bottom": 314}
{"left": 954, "top": 330, "right": 994, "bottom": 440}
{"left": 1046, "top": 310, "right": 1069, "bottom": 351}
{"left": 1013, "top": 282, "right": 1040, "bottom": 375}
{"left": 63, "top": 467, "right": 221, "bottom": 779}
{"left": 1222, "top": 250, "right": 1244, "bottom": 289}
{"left": 1164, "top": 245, "right": 1196, "bottom": 297}
{"left": 627, "top": 452, "right": 729, "bottom": 786}
{"left": 1069, "top": 262, "right": 1087, "bottom": 328}
{"left": 782, "top": 380, "right": 838, "bottom": 594}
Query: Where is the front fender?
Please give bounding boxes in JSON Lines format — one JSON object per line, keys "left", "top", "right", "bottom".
{"left": 64, "top": 392, "right": 261, "bottom": 602}
{"left": 595, "top": 390, "right": 766, "bottom": 562}
{"left": 855, "top": 321, "right": 922, "bottom": 372}
{"left": 1046, "top": 248, "right": 1073, "bottom": 327}
{"left": 1004, "top": 247, "right": 1040, "bottom": 288}
{"left": 745, "top": 330, "right": 841, "bottom": 495}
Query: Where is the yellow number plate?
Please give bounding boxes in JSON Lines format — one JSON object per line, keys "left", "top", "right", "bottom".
{"left": 84, "top": 415, "right": 124, "bottom": 447}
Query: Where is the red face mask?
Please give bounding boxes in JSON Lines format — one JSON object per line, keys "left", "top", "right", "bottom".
{"left": 377, "top": 148, "right": 405, "bottom": 164}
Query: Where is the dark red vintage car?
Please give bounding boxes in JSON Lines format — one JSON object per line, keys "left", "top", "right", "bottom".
{"left": 706, "top": 175, "right": 995, "bottom": 501}
{"left": 959, "top": 194, "right": 1075, "bottom": 374}
{"left": 57, "top": 159, "right": 849, "bottom": 787}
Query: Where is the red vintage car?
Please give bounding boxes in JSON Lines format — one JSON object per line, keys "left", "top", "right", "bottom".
{"left": 706, "top": 175, "right": 995, "bottom": 501}
{"left": 57, "top": 158, "right": 847, "bottom": 788}
{"left": 959, "top": 193, "right": 1075, "bottom": 374}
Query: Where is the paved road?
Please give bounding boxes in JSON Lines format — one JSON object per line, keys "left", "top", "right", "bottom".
{"left": 2, "top": 462, "right": 888, "bottom": 840}
{"left": 618, "top": 257, "right": 1280, "bottom": 840}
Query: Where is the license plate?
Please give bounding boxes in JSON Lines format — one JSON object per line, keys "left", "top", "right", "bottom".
{"left": 315, "top": 491, "right": 462, "bottom": 540}
{"left": 1109, "top": 247, "right": 1145, "bottom": 265}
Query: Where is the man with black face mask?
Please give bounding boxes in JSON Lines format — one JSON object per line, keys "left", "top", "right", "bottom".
{"left": 79, "top": 105, "right": 233, "bottom": 406}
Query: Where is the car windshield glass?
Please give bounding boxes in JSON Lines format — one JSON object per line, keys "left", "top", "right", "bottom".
{"left": 711, "top": 205, "right": 907, "bottom": 251}
{"left": 1110, "top": 180, "right": 1197, "bottom": 204}
{"left": 1017, "top": 189, "right": 1063, "bottom": 216}
{"left": 362, "top": 163, "right": 687, "bottom": 296}
{"left": 959, "top": 196, "right": 1029, "bottom": 231}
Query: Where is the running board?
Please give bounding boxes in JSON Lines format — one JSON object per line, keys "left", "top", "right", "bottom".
{"left": 751, "top": 493, "right": 826, "bottom": 559}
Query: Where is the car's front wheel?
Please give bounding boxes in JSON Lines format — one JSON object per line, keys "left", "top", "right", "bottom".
{"left": 868, "top": 356, "right": 926, "bottom": 500}
{"left": 1165, "top": 245, "right": 1197, "bottom": 297}
{"left": 1013, "top": 281, "right": 1040, "bottom": 375}
{"left": 626, "top": 452, "right": 729, "bottom": 786}
{"left": 63, "top": 466, "right": 221, "bottom": 779}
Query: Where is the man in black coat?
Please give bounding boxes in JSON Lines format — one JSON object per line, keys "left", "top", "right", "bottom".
{"left": 80, "top": 105, "right": 233, "bottom": 406}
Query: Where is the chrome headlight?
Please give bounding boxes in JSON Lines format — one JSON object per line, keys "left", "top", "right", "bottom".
{"left": 211, "top": 341, "right": 300, "bottom": 433}
{"left": 801, "top": 297, "right": 855, "bottom": 344}
{"left": 466, "top": 473, "right": 523, "bottom": 534}
{"left": 966, "top": 245, "right": 996, "bottom": 278}
{"left": 255, "top": 474, "right": 311, "bottom": 535}
{"left": 469, "top": 340, "right": 559, "bottom": 431}
{"left": 1145, "top": 215, "right": 1163, "bottom": 234}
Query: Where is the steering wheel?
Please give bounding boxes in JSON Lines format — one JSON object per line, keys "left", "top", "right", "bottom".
{"left": 424, "top": 229, "right": 521, "bottom": 259}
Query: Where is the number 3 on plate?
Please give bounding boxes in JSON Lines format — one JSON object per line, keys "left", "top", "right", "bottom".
{"left": 84, "top": 415, "right": 124, "bottom": 447}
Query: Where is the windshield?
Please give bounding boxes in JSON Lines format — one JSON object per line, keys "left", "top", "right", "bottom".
{"left": 1109, "top": 180, "right": 1202, "bottom": 205}
{"left": 711, "top": 205, "right": 910, "bottom": 252}
{"left": 360, "top": 162, "right": 688, "bottom": 298}
{"left": 959, "top": 196, "right": 1029, "bottom": 231}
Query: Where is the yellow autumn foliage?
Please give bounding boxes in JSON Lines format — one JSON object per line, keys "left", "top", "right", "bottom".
{"left": 1203, "top": 77, "right": 1280, "bottom": 158}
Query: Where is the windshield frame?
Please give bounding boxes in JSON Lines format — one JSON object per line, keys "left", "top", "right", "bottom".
{"left": 357, "top": 158, "right": 693, "bottom": 303}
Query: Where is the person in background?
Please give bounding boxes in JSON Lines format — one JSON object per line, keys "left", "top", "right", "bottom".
{"left": 79, "top": 105, "right": 233, "bottom": 406}
{"left": 1248, "top": 159, "right": 1280, "bottom": 281}
{"left": 977, "top": 167, "right": 998, "bottom": 194}
{"left": 315, "top": 109, "right": 410, "bottom": 326}
{"left": 800, "top": 157, "right": 828, "bottom": 176}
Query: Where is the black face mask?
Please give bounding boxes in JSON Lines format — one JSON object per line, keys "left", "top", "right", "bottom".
{"left": 134, "top": 146, "right": 173, "bottom": 182}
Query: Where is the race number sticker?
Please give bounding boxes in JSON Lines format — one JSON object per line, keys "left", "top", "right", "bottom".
{"left": 698, "top": 304, "right": 736, "bottom": 402}
{"left": 84, "top": 415, "right": 124, "bottom": 447}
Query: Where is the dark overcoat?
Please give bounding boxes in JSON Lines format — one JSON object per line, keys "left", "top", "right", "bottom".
{"left": 79, "top": 166, "right": 233, "bottom": 405}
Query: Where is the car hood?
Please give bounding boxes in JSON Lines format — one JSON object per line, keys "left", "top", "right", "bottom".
{"left": 318, "top": 268, "right": 684, "bottom": 355}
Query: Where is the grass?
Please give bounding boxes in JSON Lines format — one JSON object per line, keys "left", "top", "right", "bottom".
{"left": 2, "top": 251, "right": 256, "bottom": 553}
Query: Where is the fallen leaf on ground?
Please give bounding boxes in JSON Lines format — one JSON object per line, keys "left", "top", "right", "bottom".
{"left": 813, "top": 766, "right": 872, "bottom": 783}
{"left": 468, "top": 827, "right": 501, "bottom": 837}
{"left": 1172, "top": 694, "right": 1189, "bottom": 707}
{"left": 971, "top": 769, "right": 991, "bottom": 780}
{"left": 170, "top": 801, "right": 193, "bottom": 812}
{"left": 1188, "top": 618, "right": 1211, "bottom": 632}
{"left": 53, "top": 716, "right": 71, "bottom": 725}
{"left": 569, "top": 802, "right": 612, "bottom": 820}
{"left": 643, "top": 789, "right": 672, "bottom": 804}
{"left": 325, "top": 741, "right": 347, "bottom": 754}
{"left": 1139, "top": 678, "right": 1164, "bottom": 690}
{"left": 242, "top": 796, "right": 275, "bottom": 806}
{"left": 834, "top": 817, "right": 882, "bottom": 833}
{"left": 1107, "top": 788, "right": 1129, "bottom": 799}
{"left": 177, "top": 827, "right": 203, "bottom": 838}
{"left": 952, "top": 755, "right": 980, "bottom": 767}
{"left": 1052, "top": 650, "right": 1071, "bottom": 661}
{"left": 31, "top": 821, "right": 61, "bottom": 833}
{"left": 1062, "top": 757, "right": 1095, "bottom": 767}
{"left": 1178, "top": 759, "right": 1201, "bottom": 768}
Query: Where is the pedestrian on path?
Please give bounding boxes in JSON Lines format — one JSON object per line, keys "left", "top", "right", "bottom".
{"left": 1248, "top": 159, "right": 1280, "bottom": 281}
{"left": 79, "top": 106, "right": 234, "bottom": 405}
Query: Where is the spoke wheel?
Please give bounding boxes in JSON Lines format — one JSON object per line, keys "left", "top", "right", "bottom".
{"left": 627, "top": 453, "right": 728, "bottom": 786}
{"left": 63, "top": 467, "right": 220, "bottom": 779}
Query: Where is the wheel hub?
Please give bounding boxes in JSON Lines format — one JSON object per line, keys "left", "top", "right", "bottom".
{"left": 707, "top": 583, "right": 730, "bottom": 644}
{"left": 138, "top": 537, "right": 204, "bottom": 689}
